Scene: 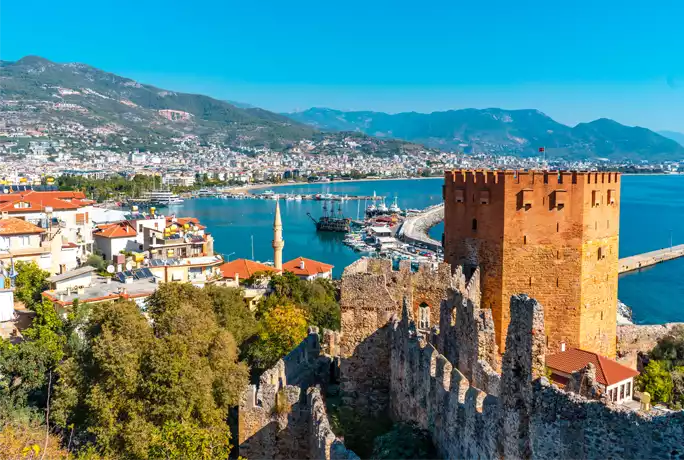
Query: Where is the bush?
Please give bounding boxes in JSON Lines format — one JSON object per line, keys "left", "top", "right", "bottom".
{"left": 371, "top": 422, "right": 438, "bottom": 460}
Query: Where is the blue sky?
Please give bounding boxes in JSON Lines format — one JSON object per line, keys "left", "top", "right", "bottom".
{"left": 3, "top": 0, "right": 684, "bottom": 130}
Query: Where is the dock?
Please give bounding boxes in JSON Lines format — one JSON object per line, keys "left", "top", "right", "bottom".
{"left": 619, "top": 244, "right": 684, "bottom": 274}
{"left": 397, "top": 204, "right": 444, "bottom": 252}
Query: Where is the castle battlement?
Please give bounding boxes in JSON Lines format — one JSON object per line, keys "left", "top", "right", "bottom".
{"left": 445, "top": 169, "right": 620, "bottom": 188}
{"left": 240, "top": 257, "right": 684, "bottom": 459}
{"left": 443, "top": 169, "right": 620, "bottom": 356}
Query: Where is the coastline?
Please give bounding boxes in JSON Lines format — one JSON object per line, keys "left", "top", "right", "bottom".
{"left": 230, "top": 176, "right": 443, "bottom": 193}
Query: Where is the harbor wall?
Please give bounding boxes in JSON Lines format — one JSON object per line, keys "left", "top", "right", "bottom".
{"left": 397, "top": 203, "right": 444, "bottom": 251}
{"left": 618, "top": 244, "right": 684, "bottom": 273}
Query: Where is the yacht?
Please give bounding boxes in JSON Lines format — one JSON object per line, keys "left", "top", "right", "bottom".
{"left": 366, "top": 202, "right": 377, "bottom": 215}
{"left": 377, "top": 199, "right": 389, "bottom": 214}
{"left": 294, "top": 194, "right": 302, "bottom": 201}
{"left": 143, "top": 190, "right": 184, "bottom": 206}
{"left": 388, "top": 197, "right": 401, "bottom": 214}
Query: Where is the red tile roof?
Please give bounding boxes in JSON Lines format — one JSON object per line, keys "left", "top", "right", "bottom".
{"left": 546, "top": 347, "right": 639, "bottom": 386}
{"left": 0, "top": 191, "right": 93, "bottom": 213}
{"left": 94, "top": 222, "right": 137, "bottom": 239}
{"left": 165, "top": 217, "right": 206, "bottom": 230}
{"left": 219, "top": 259, "right": 277, "bottom": 280}
{"left": 283, "top": 257, "right": 334, "bottom": 276}
{"left": 0, "top": 217, "right": 45, "bottom": 235}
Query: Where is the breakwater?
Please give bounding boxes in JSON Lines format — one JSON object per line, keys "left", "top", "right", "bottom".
{"left": 397, "top": 203, "right": 444, "bottom": 251}
{"left": 618, "top": 244, "right": 684, "bottom": 274}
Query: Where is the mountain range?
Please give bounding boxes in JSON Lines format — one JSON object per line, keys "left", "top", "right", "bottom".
{"left": 286, "top": 108, "right": 684, "bottom": 161}
{"left": 2, "top": 55, "right": 682, "bottom": 161}
{"left": 0, "top": 56, "right": 317, "bottom": 151}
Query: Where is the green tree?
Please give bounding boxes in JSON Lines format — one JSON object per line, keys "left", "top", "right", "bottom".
{"left": 244, "top": 304, "right": 308, "bottom": 374}
{"left": 637, "top": 360, "right": 674, "bottom": 404}
{"left": 258, "top": 272, "right": 340, "bottom": 331}
{"left": 147, "top": 421, "right": 231, "bottom": 460}
{"left": 84, "top": 254, "right": 106, "bottom": 272}
{"left": 53, "top": 284, "right": 250, "bottom": 458}
{"left": 13, "top": 261, "right": 50, "bottom": 308}
{"left": 0, "top": 300, "right": 65, "bottom": 419}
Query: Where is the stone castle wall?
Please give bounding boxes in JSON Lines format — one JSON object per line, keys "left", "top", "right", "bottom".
{"left": 390, "top": 292, "right": 684, "bottom": 459}
{"left": 339, "top": 258, "right": 453, "bottom": 415}
{"left": 238, "top": 327, "right": 349, "bottom": 460}
{"left": 240, "top": 257, "right": 684, "bottom": 459}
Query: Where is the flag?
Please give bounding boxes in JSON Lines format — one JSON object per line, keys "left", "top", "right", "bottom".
{"left": 539, "top": 147, "right": 545, "bottom": 153}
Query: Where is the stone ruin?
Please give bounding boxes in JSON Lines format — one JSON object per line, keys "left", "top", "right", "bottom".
{"left": 238, "top": 258, "right": 684, "bottom": 459}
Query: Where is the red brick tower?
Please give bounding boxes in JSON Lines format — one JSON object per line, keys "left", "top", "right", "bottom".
{"left": 443, "top": 170, "right": 620, "bottom": 358}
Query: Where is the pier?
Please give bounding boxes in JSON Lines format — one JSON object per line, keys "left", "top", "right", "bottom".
{"left": 618, "top": 244, "right": 684, "bottom": 274}
{"left": 397, "top": 203, "right": 444, "bottom": 252}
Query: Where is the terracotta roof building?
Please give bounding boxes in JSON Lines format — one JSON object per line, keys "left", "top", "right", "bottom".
{"left": 283, "top": 257, "right": 333, "bottom": 280}
{"left": 0, "top": 218, "right": 46, "bottom": 236}
{"left": 219, "top": 259, "right": 278, "bottom": 282}
{"left": 93, "top": 221, "right": 139, "bottom": 261}
{"left": 546, "top": 347, "right": 639, "bottom": 404}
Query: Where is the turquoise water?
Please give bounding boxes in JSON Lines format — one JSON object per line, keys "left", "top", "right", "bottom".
{"left": 176, "top": 176, "right": 684, "bottom": 324}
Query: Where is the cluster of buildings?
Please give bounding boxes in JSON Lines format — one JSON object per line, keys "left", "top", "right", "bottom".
{"left": 0, "top": 192, "right": 332, "bottom": 336}
{"left": 4, "top": 102, "right": 674, "bottom": 187}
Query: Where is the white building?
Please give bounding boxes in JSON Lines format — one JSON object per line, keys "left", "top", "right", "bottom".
{"left": 546, "top": 347, "right": 640, "bottom": 405}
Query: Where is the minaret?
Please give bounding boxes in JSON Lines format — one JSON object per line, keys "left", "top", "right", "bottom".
{"left": 272, "top": 200, "right": 284, "bottom": 271}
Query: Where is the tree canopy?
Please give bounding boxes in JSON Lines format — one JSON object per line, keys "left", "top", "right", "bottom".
{"left": 637, "top": 326, "right": 684, "bottom": 409}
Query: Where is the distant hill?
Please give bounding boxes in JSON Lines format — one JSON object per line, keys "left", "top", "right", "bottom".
{"left": 658, "top": 130, "right": 684, "bottom": 148}
{"left": 0, "top": 56, "right": 314, "bottom": 150}
{"left": 286, "top": 107, "right": 684, "bottom": 161}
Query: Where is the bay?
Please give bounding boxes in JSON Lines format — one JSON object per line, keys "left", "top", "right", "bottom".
{"left": 175, "top": 176, "right": 684, "bottom": 325}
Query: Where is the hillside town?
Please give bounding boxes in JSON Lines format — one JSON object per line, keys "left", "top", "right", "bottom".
{"left": 0, "top": 192, "right": 333, "bottom": 334}
{"left": 2, "top": 100, "right": 682, "bottom": 188}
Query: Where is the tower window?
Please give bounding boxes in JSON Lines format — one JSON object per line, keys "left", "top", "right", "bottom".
{"left": 524, "top": 235, "right": 527, "bottom": 244}
{"left": 556, "top": 222, "right": 559, "bottom": 232}
{"left": 472, "top": 219, "right": 478, "bottom": 231}
{"left": 419, "top": 302, "right": 430, "bottom": 329}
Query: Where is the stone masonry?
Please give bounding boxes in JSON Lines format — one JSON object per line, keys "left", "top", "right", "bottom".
{"left": 238, "top": 327, "right": 358, "bottom": 460}
{"left": 443, "top": 170, "right": 620, "bottom": 357}
{"left": 239, "top": 258, "right": 684, "bottom": 459}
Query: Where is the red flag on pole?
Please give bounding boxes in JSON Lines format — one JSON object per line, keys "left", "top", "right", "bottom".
{"left": 538, "top": 147, "right": 545, "bottom": 152}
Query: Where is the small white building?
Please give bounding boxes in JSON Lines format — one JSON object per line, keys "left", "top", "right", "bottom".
{"left": 47, "top": 266, "right": 96, "bottom": 292}
{"left": 546, "top": 346, "right": 640, "bottom": 404}
{"left": 93, "top": 221, "right": 138, "bottom": 261}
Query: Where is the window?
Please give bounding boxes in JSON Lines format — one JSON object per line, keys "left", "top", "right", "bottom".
{"left": 592, "top": 190, "right": 600, "bottom": 207}
{"left": 608, "top": 189, "right": 616, "bottom": 205}
{"left": 626, "top": 381, "right": 631, "bottom": 398}
{"left": 479, "top": 189, "right": 490, "bottom": 205}
{"left": 472, "top": 219, "right": 477, "bottom": 231}
{"left": 553, "top": 190, "right": 566, "bottom": 209}
{"left": 620, "top": 384, "right": 625, "bottom": 400}
{"left": 76, "top": 213, "right": 85, "bottom": 225}
{"left": 419, "top": 302, "right": 430, "bottom": 329}
{"left": 454, "top": 189, "right": 465, "bottom": 203}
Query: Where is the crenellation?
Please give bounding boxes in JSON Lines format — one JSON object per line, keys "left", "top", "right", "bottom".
{"left": 241, "top": 256, "right": 684, "bottom": 459}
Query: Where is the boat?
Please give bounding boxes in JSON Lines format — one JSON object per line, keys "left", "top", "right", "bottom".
{"left": 307, "top": 202, "right": 351, "bottom": 233}
{"left": 389, "top": 197, "right": 401, "bottom": 214}
{"left": 294, "top": 195, "right": 302, "bottom": 201}
{"left": 142, "top": 190, "right": 184, "bottom": 206}
{"left": 377, "top": 199, "right": 389, "bottom": 214}
{"left": 285, "top": 194, "right": 296, "bottom": 201}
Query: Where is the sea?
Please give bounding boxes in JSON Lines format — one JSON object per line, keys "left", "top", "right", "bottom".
{"left": 174, "top": 175, "right": 684, "bottom": 325}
